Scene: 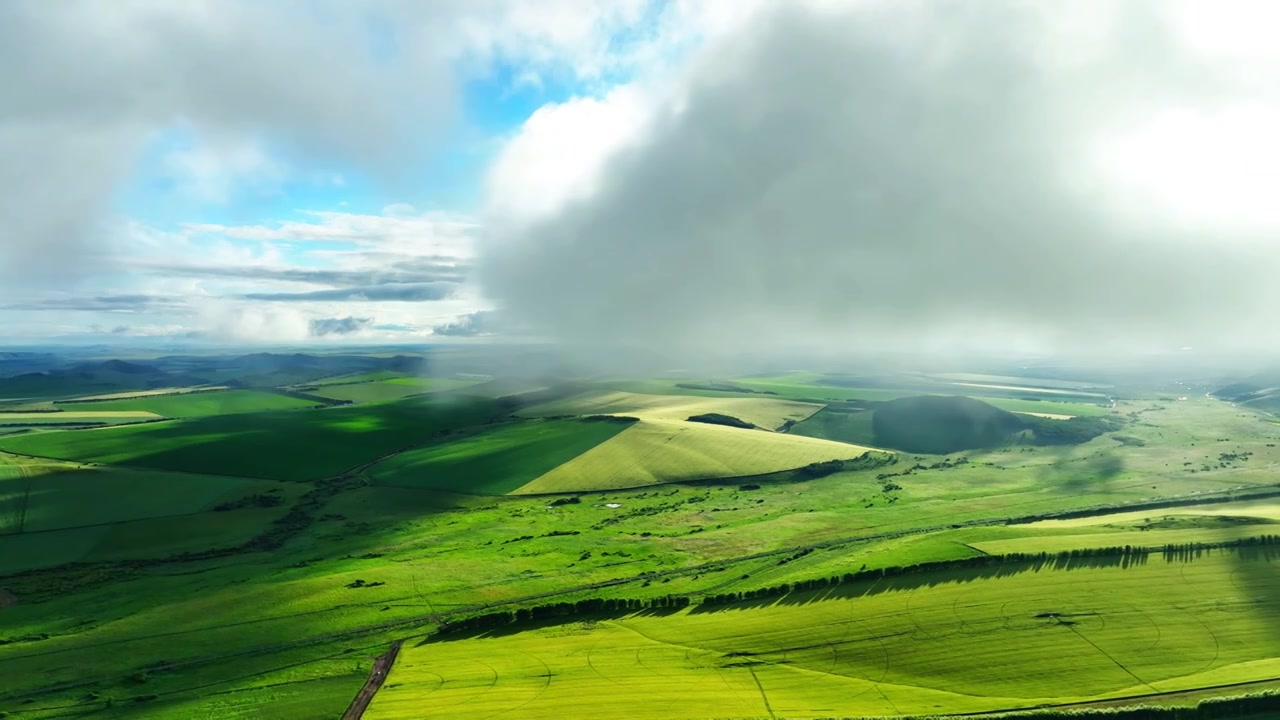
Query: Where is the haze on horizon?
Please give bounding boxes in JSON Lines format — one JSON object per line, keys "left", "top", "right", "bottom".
{"left": 2, "top": 0, "right": 1280, "bottom": 367}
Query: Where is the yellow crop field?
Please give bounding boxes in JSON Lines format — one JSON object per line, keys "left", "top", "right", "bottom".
{"left": 509, "top": 419, "right": 873, "bottom": 494}
{"left": 517, "top": 390, "right": 824, "bottom": 430}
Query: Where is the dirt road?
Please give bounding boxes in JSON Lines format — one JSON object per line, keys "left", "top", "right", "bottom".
{"left": 340, "top": 640, "right": 403, "bottom": 720}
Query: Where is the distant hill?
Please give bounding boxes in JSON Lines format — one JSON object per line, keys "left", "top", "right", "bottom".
{"left": 868, "top": 395, "right": 1124, "bottom": 454}
{"left": 0, "top": 359, "right": 212, "bottom": 399}
{"left": 1212, "top": 377, "right": 1280, "bottom": 414}
{"left": 872, "top": 395, "right": 1027, "bottom": 454}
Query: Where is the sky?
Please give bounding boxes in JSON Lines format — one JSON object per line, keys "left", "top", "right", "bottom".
{"left": 2, "top": 0, "right": 1280, "bottom": 360}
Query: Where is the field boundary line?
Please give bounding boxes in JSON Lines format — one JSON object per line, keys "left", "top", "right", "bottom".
{"left": 747, "top": 666, "right": 776, "bottom": 720}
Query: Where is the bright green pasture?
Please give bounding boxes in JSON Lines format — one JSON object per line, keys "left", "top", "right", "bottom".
{"left": 369, "top": 548, "right": 1280, "bottom": 719}
{"left": 57, "top": 390, "right": 317, "bottom": 418}
{"left": 0, "top": 397, "right": 504, "bottom": 481}
{"left": 366, "top": 418, "right": 630, "bottom": 494}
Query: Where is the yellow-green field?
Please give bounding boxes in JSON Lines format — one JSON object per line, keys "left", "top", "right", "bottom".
{"left": 0, "top": 410, "right": 161, "bottom": 425}
{"left": 518, "top": 390, "right": 825, "bottom": 430}
{"left": 967, "top": 499, "right": 1280, "bottom": 555}
{"left": 510, "top": 419, "right": 877, "bottom": 494}
{"left": 368, "top": 548, "right": 1280, "bottom": 719}
{"left": 68, "top": 386, "right": 228, "bottom": 401}
{"left": 1024, "top": 499, "right": 1280, "bottom": 529}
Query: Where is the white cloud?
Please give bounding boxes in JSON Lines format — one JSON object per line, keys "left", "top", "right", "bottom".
{"left": 485, "top": 84, "right": 654, "bottom": 225}
{"left": 478, "top": 0, "right": 1280, "bottom": 362}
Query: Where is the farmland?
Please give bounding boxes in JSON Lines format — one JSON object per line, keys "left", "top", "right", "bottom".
{"left": 1, "top": 350, "right": 1280, "bottom": 719}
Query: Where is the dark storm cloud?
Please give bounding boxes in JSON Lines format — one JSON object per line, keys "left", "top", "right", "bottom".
{"left": 432, "top": 310, "right": 498, "bottom": 337}
{"left": 481, "top": 1, "right": 1280, "bottom": 360}
{"left": 242, "top": 282, "right": 457, "bottom": 302}
{"left": 309, "top": 316, "right": 373, "bottom": 336}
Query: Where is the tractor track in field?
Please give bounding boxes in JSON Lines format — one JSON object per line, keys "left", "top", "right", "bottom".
{"left": 8, "top": 481, "right": 1280, "bottom": 711}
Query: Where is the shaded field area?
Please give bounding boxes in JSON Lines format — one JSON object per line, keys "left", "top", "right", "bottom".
{"left": 368, "top": 548, "right": 1280, "bottom": 719}
{"left": 787, "top": 406, "right": 877, "bottom": 445}
{"left": 0, "top": 397, "right": 505, "bottom": 481}
{"left": 57, "top": 389, "right": 318, "bottom": 418}
{"left": 366, "top": 418, "right": 633, "bottom": 494}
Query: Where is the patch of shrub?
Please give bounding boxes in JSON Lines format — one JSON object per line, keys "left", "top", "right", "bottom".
{"left": 686, "top": 413, "right": 754, "bottom": 429}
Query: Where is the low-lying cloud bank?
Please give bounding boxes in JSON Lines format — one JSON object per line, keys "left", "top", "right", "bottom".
{"left": 479, "top": 0, "right": 1280, "bottom": 363}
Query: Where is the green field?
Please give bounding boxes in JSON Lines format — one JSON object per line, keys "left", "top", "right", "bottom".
{"left": 369, "top": 548, "right": 1280, "bottom": 719}
{"left": 57, "top": 389, "right": 318, "bottom": 418}
{"left": 366, "top": 418, "right": 633, "bottom": 494}
{"left": 3, "top": 352, "right": 1280, "bottom": 720}
{"left": 0, "top": 397, "right": 504, "bottom": 481}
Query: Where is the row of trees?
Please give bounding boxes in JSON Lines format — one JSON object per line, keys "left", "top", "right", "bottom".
{"left": 702, "top": 537, "right": 1280, "bottom": 606}
{"left": 920, "top": 689, "right": 1280, "bottom": 719}
{"left": 436, "top": 595, "right": 693, "bottom": 635}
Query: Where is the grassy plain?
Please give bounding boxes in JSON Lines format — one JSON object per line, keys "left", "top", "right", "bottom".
{"left": 511, "top": 419, "right": 873, "bottom": 494}
{"left": 366, "top": 418, "right": 632, "bottom": 494}
{"left": 368, "top": 547, "right": 1280, "bottom": 719}
{"left": 3, "top": 390, "right": 1280, "bottom": 719}
{"left": 58, "top": 389, "right": 317, "bottom": 418}
{"left": 0, "top": 397, "right": 504, "bottom": 481}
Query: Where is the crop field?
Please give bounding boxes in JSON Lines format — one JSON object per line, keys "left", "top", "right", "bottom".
{"left": 57, "top": 389, "right": 318, "bottom": 418}
{"left": 518, "top": 390, "right": 825, "bottom": 430}
{"left": 366, "top": 418, "right": 633, "bottom": 494}
{"left": 0, "top": 397, "right": 504, "bottom": 481}
{"left": 368, "top": 547, "right": 1280, "bottom": 720}
{"left": 511, "top": 419, "right": 875, "bottom": 494}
